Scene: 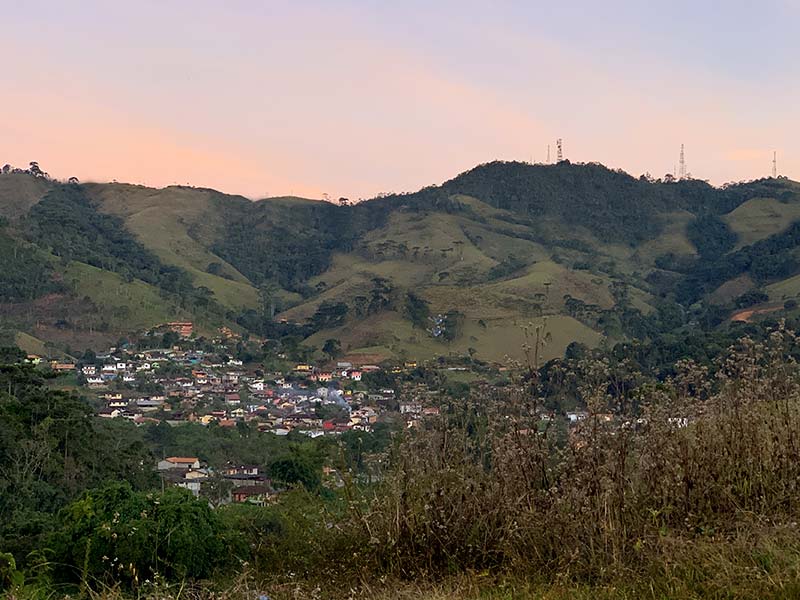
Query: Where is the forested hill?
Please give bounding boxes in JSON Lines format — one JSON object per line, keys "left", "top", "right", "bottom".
{"left": 1, "top": 160, "right": 800, "bottom": 363}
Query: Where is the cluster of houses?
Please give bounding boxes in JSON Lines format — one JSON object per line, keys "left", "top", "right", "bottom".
{"left": 157, "top": 456, "right": 274, "bottom": 504}
{"left": 27, "top": 337, "right": 432, "bottom": 436}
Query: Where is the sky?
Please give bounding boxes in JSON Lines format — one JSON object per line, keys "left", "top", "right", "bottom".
{"left": 2, "top": 0, "right": 798, "bottom": 200}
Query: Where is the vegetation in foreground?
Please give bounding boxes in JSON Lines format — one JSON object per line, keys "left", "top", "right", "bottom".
{"left": 3, "top": 326, "right": 800, "bottom": 598}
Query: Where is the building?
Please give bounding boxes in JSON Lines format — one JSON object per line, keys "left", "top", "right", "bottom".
{"left": 166, "top": 322, "right": 194, "bottom": 338}
{"left": 157, "top": 456, "right": 201, "bottom": 470}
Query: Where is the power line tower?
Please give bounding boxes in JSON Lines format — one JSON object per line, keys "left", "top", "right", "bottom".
{"left": 678, "top": 144, "right": 686, "bottom": 180}
{"left": 773, "top": 151, "right": 778, "bottom": 178}
{"left": 556, "top": 139, "right": 563, "bottom": 162}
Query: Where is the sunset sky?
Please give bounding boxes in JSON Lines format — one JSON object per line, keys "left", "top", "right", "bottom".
{"left": 2, "top": 0, "right": 798, "bottom": 200}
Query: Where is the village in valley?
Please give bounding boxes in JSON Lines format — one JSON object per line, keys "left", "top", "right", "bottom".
{"left": 29, "top": 320, "right": 479, "bottom": 505}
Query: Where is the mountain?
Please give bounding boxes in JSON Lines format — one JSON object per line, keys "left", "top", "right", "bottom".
{"left": 2, "top": 161, "right": 799, "bottom": 362}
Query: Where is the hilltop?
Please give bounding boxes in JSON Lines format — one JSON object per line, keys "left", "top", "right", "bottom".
{"left": 2, "top": 160, "right": 800, "bottom": 362}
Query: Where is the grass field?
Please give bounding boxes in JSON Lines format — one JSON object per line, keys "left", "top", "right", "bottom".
{"left": 14, "top": 331, "right": 50, "bottom": 356}
{"left": 86, "top": 183, "right": 260, "bottom": 310}
{"left": 632, "top": 210, "right": 697, "bottom": 264}
{"left": 306, "top": 309, "right": 600, "bottom": 363}
{"left": 63, "top": 260, "right": 186, "bottom": 331}
{"left": 0, "top": 173, "right": 50, "bottom": 220}
{"left": 766, "top": 273, "right": 800, "bottom": 302}
{"left": 724, "top": 197, "right": 800, "bottom": 248}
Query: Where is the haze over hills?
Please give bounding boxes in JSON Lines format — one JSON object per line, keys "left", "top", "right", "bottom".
{"left": 2, "top": 160, "right": 799, "bottom": 363}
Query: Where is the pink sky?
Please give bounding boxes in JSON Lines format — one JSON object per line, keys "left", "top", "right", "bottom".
{"left": 2, "top": 1, "right": 798, "bottom": 200}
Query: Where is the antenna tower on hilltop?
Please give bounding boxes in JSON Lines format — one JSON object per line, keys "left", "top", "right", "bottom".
{"left": 773, "top": 151, "right": 778, "bottom": 178}
{"left": 556, "top": 139, "right": 563, "bottom": 162}
{"left": 679, "top": 144, "right": 686, "bottom": 180}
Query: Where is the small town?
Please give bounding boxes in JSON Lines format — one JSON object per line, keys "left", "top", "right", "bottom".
{"left": 26, "top": 321, "right": 472, "bottom": 504}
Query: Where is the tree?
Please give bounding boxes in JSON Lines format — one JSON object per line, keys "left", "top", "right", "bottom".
{"left": 259, "top": 280, "right": 280, "bottom": 321}
{"left": 309, "top": 301, "right": 348, "bottom": 331}
{"left": 322, "top": 338, "right": 342, "bottom": 361}
{"left": 201, "top": 473, "right": 234, "bottom": 508}
{"left": 405, "top": 292, "right": 430, "bottom": 329}
{"left": 51, "top": 484, "right": 230, "bottom": 583}
{"left": 268, "top": 445, "right": 324, "bottom": 491}
{"left": 27, "top": 162, "right": 45, "bottom": 178}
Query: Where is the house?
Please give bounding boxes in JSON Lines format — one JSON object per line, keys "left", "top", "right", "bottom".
{"left": 232, "top": 484, "right": 272, "bottom": 505}
{"left": 157, "top": 457, "right": 201, "bottom": 471}
{"left": 225, "top": 393, "right": 241, "bottom": 405}
{"left": 567, "top": 411, "right": 589, "bottom": 424}
{"left": 349, "top": 370, "right": 362, "bottom": 381}
{"left": 222, "top": 464, "right": 260, "bottom": 477}
{"left": 51, "top": 362, "right": 76, "bottom": 372}
{"left": 176, "top": 479, "right": 202, "bottom": 497}
{"left": 136, "top": 398, "right": 163, "bottom": 412}
{"left": 97, "top": 408, "right": 121, "bottom": 419}
{"left": 82, "top": 365, "right": 97, "bottom": 376}
{"left": 166, "top": 321, "right": 194, "bottom": 338}
{"left": 400, "top": 402, "right": 422, "bottom": 415}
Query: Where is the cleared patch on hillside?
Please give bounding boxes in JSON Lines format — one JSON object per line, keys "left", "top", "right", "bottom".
{"left": 766, "top": 274, "right": 800, "bottom": 302}
{"left": 633, "top": 210, "right": 697, "bottom": 266}
{"left": 0, "top": 174, "right": 51, "bottom": 220}
{"left": 64, "top": 261, "right": 186, "bottom": 331}
{"left": 306, "top": 311, "right": 600, "bottom": 363}
{"left": 709, "top": 274, "right": 756, "bottom": 306}
{"left": 723, "top": 197, "right": 800, "bottom": 248}
{"left": 14, "top": 331, "right": 49, "bottom": 356}
{"left": 486, "top": 261, "right": 616, "bottom": 311}
{"left": 86, "top": 184, "right": 259, "bottom": 310}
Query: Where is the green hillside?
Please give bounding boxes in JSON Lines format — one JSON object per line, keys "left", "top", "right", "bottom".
{"left": 2, "top": 162, "right": 800, "bottom": 361}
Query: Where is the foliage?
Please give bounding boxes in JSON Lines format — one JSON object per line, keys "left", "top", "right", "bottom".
{"left": 50, "top": 483, "right": 232, "bottom": 583}
{"left": 404, "top": 292, "right": 430, "bottom": 329}
{"left": 24, "top": 185, "right": 223, "bottom": 313}
{"left": 686, "top": 214, "right": 737, "bottom": 259}
{"left": 0, "top": 233, "right": 64, "bottom": 302}
{"left": 0, "top": 357, "right": 155, "bottom": 561}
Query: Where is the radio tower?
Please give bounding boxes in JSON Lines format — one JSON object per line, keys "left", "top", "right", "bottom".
{"left": 546, "top": 145, "right": 550, "bottom": 164}
{"left": 773, "top": 151, "right": 778, "bottom": 178}
{"left": 678, "top": 144, "right": 686, "bottom": 180}
{"left": 556, "top": 139, "right": 563, "bottom": 162}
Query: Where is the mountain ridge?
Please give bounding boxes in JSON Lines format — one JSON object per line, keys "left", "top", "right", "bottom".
{"left": 2, "top": 160, "right": 799, "bottom": 362}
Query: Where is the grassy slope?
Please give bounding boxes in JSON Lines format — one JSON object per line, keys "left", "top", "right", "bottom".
{"left": 724, "top": 197, "right": 800, "bottom": 248}
{"left": 0, "top": 174, "right": 50, "bottom": 220}
{"left": 14, "top": 331, "right": 49, "bottom": 356}
{"left": 305, "top": 310, "right": 599, "bottom": 363}
{"left": 291, "top": 205, "right": 609, "bottom": 361}
{"left": 85, "top": 183, "right": 259, "bottom": 311}
{"left": 11, "top": 172, "right": 800, "bottom": 360}
{"left": 63, "top": 260, "right": 185, "bottom": 331}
